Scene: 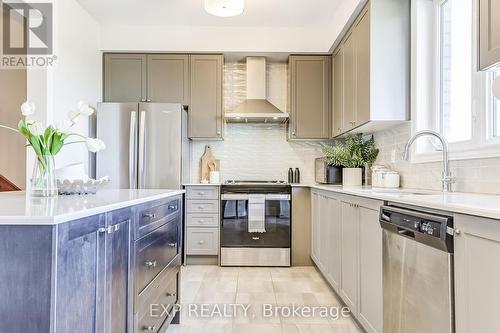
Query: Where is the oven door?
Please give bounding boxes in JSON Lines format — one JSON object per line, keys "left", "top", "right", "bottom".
{"left": 220, "top": 193, "right": 291, "bottom": 248}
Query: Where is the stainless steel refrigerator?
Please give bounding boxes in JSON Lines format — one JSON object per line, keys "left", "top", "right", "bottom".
{"left": 96, "top": 103, "right": 190, "bottom": 189}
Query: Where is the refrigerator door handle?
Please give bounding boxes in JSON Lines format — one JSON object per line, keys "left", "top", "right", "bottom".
{"left": 129, "top": 111, "right": 138, "bottom": 189}
{"left": 138, "top": 110, "right": 146, "bottom": 189}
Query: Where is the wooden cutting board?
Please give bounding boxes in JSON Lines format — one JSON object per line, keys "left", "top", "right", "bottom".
{"left": 200, "top": 145, "right": 216, "bottom": 182}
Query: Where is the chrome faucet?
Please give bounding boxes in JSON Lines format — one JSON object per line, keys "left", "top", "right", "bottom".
{"left": 402, "top": 130, "right": 454, "bottom": 192}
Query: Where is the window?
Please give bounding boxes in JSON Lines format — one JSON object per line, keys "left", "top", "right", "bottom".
{"left": 438, "top": 0, "right": 472, "bottom": 143}
{"left": 412, "top": 0, "right": 499, "bottom": 161}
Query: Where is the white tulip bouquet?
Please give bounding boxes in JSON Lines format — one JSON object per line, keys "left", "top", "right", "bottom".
{"left": 0, "top": 101, "right": 106, "bottom": 196}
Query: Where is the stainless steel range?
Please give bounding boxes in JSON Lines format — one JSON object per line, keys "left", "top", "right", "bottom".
{"left": 220, "top": 180, "right": 291, "bottom": 267}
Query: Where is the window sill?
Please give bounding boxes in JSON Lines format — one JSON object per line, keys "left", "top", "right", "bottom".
{"left": 409, "top": 142, "right": 500, "bottom": 164}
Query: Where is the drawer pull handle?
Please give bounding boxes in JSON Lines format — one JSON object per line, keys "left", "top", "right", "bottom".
{"left": 198, "top": 240, "right": 205, "bottom": 245}
{"left": 168, "top": 205, "right": 176, "bottom": 210}
{"left": 145, "top": 260, "right": 157, "bottom": 268}
{"left": 143, "top": 213, "right": 156, "bottom": 219}
{"left": 198, "top": 206, "right": 205, "bottom": 210}
{"left": 198, "top": 219, "right": 205, "bottom": 223}
{"left": 166, "top": 292, "right": 177, "bottom": 297}
{"left": 252, "top": 237, "right": 260, "bottom": 240}
{"left": 198, "top": 191, "right": 205, "bottom": 195}
{"left": 168, "top": 243, "right": 177, "bottom": 247}
{"left": 143, "top": 325, "right": 156, "bottom": 331}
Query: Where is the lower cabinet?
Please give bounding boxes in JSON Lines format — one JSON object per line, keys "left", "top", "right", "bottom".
{"left": 454, "top": 214, "right": 500, "bottom": 333}
{"left": 56, "top": 207, "right": 133, "bottom": 333}
{"left": 0, "top": 195, "right": 182, "bottom": 333}
{"left": 339, "top": 199, "right": 359, "bottom": 314}
{"left": 56, "top": 214, "right": 107, "bottom": 333}
{"left": 357, "top": 200, "right": 383, "bottom": 333}
{"left": 311, "top": 189, "right": 382, "bottom": 333}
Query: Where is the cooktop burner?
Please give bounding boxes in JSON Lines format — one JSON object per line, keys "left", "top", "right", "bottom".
{"left": 224, "top": 180, "right": 288, "bottom": 185}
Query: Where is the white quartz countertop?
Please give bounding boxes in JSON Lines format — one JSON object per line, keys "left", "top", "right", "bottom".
{"left": 295, "top": 184, "right": 500, "bottom": 220}
{"left": 0, "top": 189, "right": 184, "bottom": 225}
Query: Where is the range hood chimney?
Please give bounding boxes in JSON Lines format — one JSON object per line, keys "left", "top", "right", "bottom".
{"left": 225, "top": 57, "right": 289, "bottom": 123}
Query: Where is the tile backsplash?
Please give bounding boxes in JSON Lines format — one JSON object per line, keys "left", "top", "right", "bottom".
{"left": 374, "top": 122, "right": 500, "bottom": 194}
{"left": 190, "top": 123, "right": 328, "bottom": 183}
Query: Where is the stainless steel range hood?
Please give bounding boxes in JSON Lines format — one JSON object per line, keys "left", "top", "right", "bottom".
{"left": 225, "top": 57, "right": 289, "bottom": 123}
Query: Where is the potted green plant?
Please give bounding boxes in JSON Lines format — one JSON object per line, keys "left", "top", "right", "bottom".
{"left": 0, "top": 101, "right": 106, "bottom": 197}
{"left": 323, "top": 134, "right": 379, "bottom": 186}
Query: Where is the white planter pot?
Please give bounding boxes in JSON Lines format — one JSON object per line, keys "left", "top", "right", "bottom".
{"left": 343, "top": 168, "right": 363, "bottom": 186}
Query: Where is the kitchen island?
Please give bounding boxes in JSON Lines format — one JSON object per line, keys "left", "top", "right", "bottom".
{"left": 0, "top": 189, "right": 184, "bottom": 333}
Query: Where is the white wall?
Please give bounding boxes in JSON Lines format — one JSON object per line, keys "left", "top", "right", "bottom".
{"left": 101, "top": 25, "right": 331, "bottom": 53}
{"left": 27, "top": 0, "right": 102, "bottom": 176}
{"left": 99, "top": 0, "right": 365, "bottom": 53}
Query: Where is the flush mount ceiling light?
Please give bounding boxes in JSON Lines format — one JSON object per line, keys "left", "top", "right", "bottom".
{"left": 205, "top": 0, "right": 244, "bottom": 17}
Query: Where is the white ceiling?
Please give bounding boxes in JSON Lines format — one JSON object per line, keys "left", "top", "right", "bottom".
{"left": 77, "top": 0, "right": 343, "bottom": 27}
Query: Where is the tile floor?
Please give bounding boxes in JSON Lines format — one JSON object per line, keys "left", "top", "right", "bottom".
{"left": 166, "top": 265, "right": 363, "bottom": 333}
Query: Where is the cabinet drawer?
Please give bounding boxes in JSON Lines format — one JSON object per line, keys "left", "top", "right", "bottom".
{"left": 186, "top": 228, "right": 219, "bottom": 255}
{"left": 186, "top": 186, "right": 219, "bottom": 200}
{"left": 136, "top": 269, "right": 178, "bottom": 333}
{"left": 186, "top": 214, "right": 219, "bottom": 227}
{"left": 186, "top": 200, "right": 219, "bottom": 214}
{"left": 135, "top": 220, "right": 179, "bottom": 295}
{"left": 136, "top": 198, "right": 180, "bottom": 239}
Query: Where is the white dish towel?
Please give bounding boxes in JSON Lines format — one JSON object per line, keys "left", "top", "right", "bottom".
{"left": 248, "top": 194, "right": 266, "bottom": 233}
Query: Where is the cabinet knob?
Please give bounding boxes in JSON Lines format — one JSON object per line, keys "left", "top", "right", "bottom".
{"left": 198, "top": 240, "right": 205, "bottom": 244}
{"left": 146, "top": 99, "right": 151, "bottom": 102}
{"left": 168, "top": 205, "right": 176, "bottom": 210}
{"left": 143, "top": 325, "right": 156, "bottom": 331}
{"left": 217, "top": 130, "right": 221, "bottom": 135}
{"left": 145, "top": 260, "right": 157, "bottom": 268}
{"left": 141, "top": 99, "right": 146, "bottom": 102}
{"left": 168, "top": 243, "right": 177, "bottom": 247}
{"left": 292, "top": 131, "right": 296, "bottom": 136}
{"left": 454, "top": 228, "right": 461, "bottom": 235}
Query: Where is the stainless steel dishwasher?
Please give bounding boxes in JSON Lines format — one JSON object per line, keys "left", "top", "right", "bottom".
{"left": 380, "top": 204, "right": 455, "bottom": 333}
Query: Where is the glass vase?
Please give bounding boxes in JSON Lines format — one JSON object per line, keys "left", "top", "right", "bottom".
{"left": 31, "top": 155, "right": 58, "bottom": 197}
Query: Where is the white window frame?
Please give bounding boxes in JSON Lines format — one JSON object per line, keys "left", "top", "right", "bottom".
{"left": 410, "top": 0, "right": 500, "bottom": 163}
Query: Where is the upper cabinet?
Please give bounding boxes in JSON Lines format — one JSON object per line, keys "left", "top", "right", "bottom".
{"left": 288, "top": 55, "right": 331, "bottom": 140}
{"left": 332, "top": 0, "right": 410, "bottom": 138}
{"left": 104, "top": 54, "right": 147, "bottom": 103}
{"left": 189, "top": 55, "right": 224, "bottom": 140}
{"left": 479, "top": 0, "right": 500, "bottom": 70}
{"left": 103, "top": 53, "right": 224, "bottom": 139}
{"left": 147, "top": 55, "right": 189, "bottom": 104}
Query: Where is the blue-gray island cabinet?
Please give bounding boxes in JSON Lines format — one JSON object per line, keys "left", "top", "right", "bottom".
{"left": 0, "top": 189, "right": 184, "bottom": 333}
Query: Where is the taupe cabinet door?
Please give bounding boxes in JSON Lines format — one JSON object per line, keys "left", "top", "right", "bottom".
{"left": 189, "top": 55, "right": 223, "bottom": 139}
{"left": 479, "top": 0, "right": 500, "bottom": 70}
{"left": 104, "top": 54, "right": 146, "bottom": 102}
{"left": 354, "top": 8, "right": 371, "bottom": 127}
{"left": 289, "top": 55, "right": 331, "bottom": 139}
{"left": 342, "top": 33, "right": 356, "bottom": 132}
{"left": 147, "top": 55, "right": 189, "bottom": 104}
{"left": 333, "top": 49, "right": 344, "bottom": 137}
{"left": 454, "top": 214, "right": 500, "bottom": 333}
{"left": 340, "top": 199, "right": 359, "bottom": 313}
